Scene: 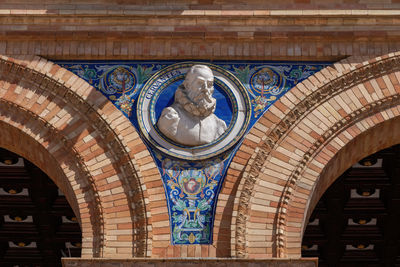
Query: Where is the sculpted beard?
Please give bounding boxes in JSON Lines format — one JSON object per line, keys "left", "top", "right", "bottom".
{"left": 174, "top": 84, "right": 217, "bottom": 118}
{"left": 157, "top": 64, "right": 228, "bottom": 146}
{"left": 187, "top": 86, "right": 216, "bottom": 115}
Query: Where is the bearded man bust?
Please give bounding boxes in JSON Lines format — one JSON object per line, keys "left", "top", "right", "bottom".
{"left": 157, "top": 65, "right": 227, "bottom": 147}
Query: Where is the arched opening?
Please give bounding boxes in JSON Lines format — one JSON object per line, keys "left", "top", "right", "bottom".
{"left": 0, "top": 55, "right": 150, "bottom": 258}
{"left": 302, "top": 144, "right": 400, "bottom": 266}
{"left": 0, "top": 147, "right": 82, "bottom": 266}
{"left": 232, "top": 53, "right": 400, "bottom": 258}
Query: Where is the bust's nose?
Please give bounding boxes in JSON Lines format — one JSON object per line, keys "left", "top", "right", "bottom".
{"left": 201, "top": 81, "right": 213, "bottom": 91}
{"left": 199, "top": 82, "right": 207, "bottom": 91}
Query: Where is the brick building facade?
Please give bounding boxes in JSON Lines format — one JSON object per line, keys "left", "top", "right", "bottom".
{"left": 0, "top": 1, "right": 400, "bottom": 266}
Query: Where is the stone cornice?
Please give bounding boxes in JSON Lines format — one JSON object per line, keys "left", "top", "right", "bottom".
{"left": 0, "top": 8, "right": 398, "bottom": 60}
{"left": 0, "top": 11, "right": 400, "bottom": 36}
{"left": 62, "top": 257, "right": 318, "bottom": 266}
{"left": 2, "top": 9, "right": 400, "bottom": 16}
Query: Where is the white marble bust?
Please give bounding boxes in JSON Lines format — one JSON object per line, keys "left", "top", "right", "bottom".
{"left": 157, "top": 65, "right": 227, "bottom": 146}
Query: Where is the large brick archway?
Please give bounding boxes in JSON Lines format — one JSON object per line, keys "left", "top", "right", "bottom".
{"left": 0, "top": 56, "right": 151, "bottom": 258}
{"left": 2, "top": 52, "right": 400, "bottom": 262}
{"left": 225, "top": 53, "right": 400, "bottom": 258}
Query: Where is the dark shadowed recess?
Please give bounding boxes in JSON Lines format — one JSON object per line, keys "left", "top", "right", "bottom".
{"left": 0, "top": 148, "right": 81, "bottom": 267}
{"left": 302, "top": 144, "right": 400, "bottom": 267}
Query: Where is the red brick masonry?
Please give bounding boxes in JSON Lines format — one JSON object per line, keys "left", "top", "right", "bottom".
{"left": 1, "top": 1, "right": 400, "bottom": 264}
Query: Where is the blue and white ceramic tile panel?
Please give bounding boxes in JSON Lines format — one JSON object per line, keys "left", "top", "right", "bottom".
{"left": 56, "top": 60, "right": 331, "bottom": 245}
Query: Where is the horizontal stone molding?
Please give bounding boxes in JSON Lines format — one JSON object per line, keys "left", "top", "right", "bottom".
{"left": 1, "top": 39, "right": 399, "bottom": 61}
{"left": 62, "top": 257, "right": 318, "bottom": 267}
{"left": 0, "top": 6, "right": 399, "bottom": 60}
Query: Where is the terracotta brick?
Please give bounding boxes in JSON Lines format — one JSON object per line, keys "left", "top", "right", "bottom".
{"left": 2, "top": 4, "right": 400, "bottom": 260}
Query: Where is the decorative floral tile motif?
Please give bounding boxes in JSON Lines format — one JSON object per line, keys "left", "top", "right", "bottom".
{"left": 57, "top": 60, "right": 330, "bottom": 244}
{"left": 154, "top": 153, "right": 230, "bottom": 244}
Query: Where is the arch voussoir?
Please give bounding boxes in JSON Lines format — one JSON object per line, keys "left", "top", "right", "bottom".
{"left": 231, "top": 53, "right": 400, "bottom": 258}
{"left": 0, "top": 55, "right": 150, "bottom": 258}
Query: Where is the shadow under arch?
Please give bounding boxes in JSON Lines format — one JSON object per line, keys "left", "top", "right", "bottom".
{"left": 279, "top": 97, "right": 400, "bottom": 258}
{"left": 0, "top": 97, "right": 104, "bottom": 257}
{"left": 300, "top": 113, "right": 400, "bottom": 250}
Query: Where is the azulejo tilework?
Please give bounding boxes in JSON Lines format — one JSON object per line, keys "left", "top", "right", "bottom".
{"left": 57, "top": 60, "right": 330, "bottom": 245}
{"left": 154, "top": 153, "right": 231, "bottom": 244}
{"left": 138, "top": 62, "right": 251, "bottom": 161}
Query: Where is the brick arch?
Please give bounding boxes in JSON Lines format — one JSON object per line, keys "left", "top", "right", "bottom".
{"left": 296, "top": 111, "right": 400, "bottom": 251}
{"left": 0, "top": 56, "right": 151, "bottom": 257}
{"left": 228, "top": 53, "right": 400, "bottom": 258}
{"left": 0, "top": 105, "right": 103, "bottom": 256}
{"left": 279, "top": 100, "right": 400, "bottom": 257}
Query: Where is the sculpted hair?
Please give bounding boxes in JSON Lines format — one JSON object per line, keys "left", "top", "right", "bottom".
{"left": 183, "top": 65, "right": 213, "bottom": 90}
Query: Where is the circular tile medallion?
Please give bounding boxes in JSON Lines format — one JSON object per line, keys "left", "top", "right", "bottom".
{"left": 137, "top": 62, "right": 251, "bottom": 160}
